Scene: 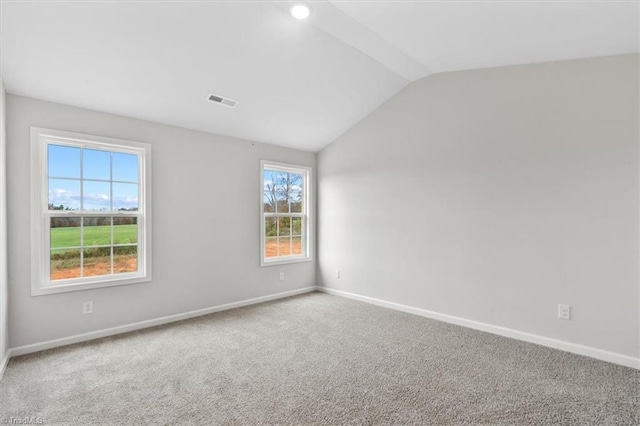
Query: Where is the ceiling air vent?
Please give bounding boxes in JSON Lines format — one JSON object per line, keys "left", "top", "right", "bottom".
{"left": 207, "top": 93, "right": 238, "bottom": 108}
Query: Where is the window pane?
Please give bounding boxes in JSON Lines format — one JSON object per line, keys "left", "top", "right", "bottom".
{"left": 83, "top": 149, "right": 110, "bottom": 181}
{"left": 265, "top": 217, "right": 277, "bottom": 238}
{"left": 263, "top": 193, "right": 275, "bottom": 213}
{"left": 50, "top": 217, "right": 81, "bottom": 248}
{"left": 114, "top": 246, "right": 137, "bottom": 274}
{"left": 113, "top": 183, "right": 138, "bottom": 211}
{"left": 83, "top": 217, "right": 111, "bottom": 246}
{"left": 113, "top": 152, "right": 139, "bottom": 183}
{"left": 113, "top": 217, "right": 138, "bottom": 244}
{"left": 278, "top": 237, "right": 292, "bottom": 256}
{"left": 292, "top": 236, "right": 302, "bottom": 255}
{"left": 278, "top": 217, "right": 291, "bottom": 237}
{"left": 288, "top": 172, "right": 304, "bottom": 192}
{"left": 265, "top": 237, "right": 277, "bottom": 258}
{"left": 83, "top": 181, "right": 111, "bottom": 211}
{"left": 48, "top": 144, "right": 80, "bottom": 179}
{"left": 290, "top": 190, "right": 303, "bottom": 213}
{"left": 83, "top": 247, "right": 111, "bottom": 277}
{"left": 50, "top": 248, "right": 81, "bottom": 280}
{"left": 291, "top": 217, "right": 302, "bottom": 236}
{"left": 49, "top": 179, "right": 80, "bottom": 211}
{"left": 272, "top": 172, "right": 288, "bottom": 192}
{"left": 263, "top": 170, "right": 278, "bottom": 191}
{"left": 275, "top": 191, "right": 289, "bottom": 213}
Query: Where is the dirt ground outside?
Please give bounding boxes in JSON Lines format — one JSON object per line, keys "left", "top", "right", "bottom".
{"left": 265, "top": 240, "right": 302, "bottom": 257}
{"left": 51, "top": 255, "right": 138, "bottom": 280}
{"left": 52, "top": 241, "right": 300, "bottom": 279}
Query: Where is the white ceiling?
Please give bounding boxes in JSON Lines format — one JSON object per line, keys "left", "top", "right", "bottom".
{"left": 1, "top": 1, "right": 637, "bottom": 152}
{"left": 329, "top": 0, "right": 639, "bottom": 74}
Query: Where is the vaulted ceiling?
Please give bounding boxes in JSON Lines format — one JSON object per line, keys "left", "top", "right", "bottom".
{"left": 1, "top": 1, "right": 637, "bottom": 151}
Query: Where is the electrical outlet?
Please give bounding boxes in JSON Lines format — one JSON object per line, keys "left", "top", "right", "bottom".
{"left": 83, "top": 301, "right": 93, "bottom": 315}
{"left": 336, "top": 270, "right": 341, "bottom": 279}
{"left": 558, "top": 304, "right": 570, "bottom": 320}
{"left": 279, "top": 272, "right": 285, "bottom": 281}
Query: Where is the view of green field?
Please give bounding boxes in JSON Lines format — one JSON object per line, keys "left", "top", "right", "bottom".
{"left": 51, "top": 224, "right": 137, "bottom": 249}
{"left": 50, "top": 224, "right": 138, "bottom": 279}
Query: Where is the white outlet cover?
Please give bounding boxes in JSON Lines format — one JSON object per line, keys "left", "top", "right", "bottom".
{"left": 558, "top": 304, "right": 571, "bottom": 320}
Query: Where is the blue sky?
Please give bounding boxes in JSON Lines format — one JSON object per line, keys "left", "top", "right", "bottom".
{"left": 263, "top": 170, "right": 304, "bottom": 206}
{"left": 48, "top": 145, "right": 139, "bottom": 211}
{"left": 262, "top": 170, "right": 303, "bottom": 192}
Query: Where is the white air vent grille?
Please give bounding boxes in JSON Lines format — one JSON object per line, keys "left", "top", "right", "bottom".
{"left": 207, "top": 93, "right": 238, "bottom": 108}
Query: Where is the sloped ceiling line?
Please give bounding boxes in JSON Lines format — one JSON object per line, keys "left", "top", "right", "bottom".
{"left": 2, "top": 1, "right": 637, "bottom": 152}
{"left": 271, "top": 0, "right": 431, "bottom": 81}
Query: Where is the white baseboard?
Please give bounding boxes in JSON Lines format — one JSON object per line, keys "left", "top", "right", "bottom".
{"left": 318, "top": 287, "right": 640, "bottom": 370}
{"left": 0, "top": 350, "right": 9, "bottom": 380}
{"left": 6, "top": 285, "right": 637, "bottom": 372}
{"left": 9, "top": 286, "right": 318, "bottom": 358}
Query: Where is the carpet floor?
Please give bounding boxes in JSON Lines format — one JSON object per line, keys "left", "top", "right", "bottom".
{"left": 0, "top": 292, "right": 638, "bottom": 425}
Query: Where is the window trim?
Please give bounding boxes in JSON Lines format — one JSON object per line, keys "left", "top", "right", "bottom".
{"left": 30, "top": 127, "right": 152, "bottom": 296}
{"left": 260, "top": 160, "right": 312, "bottom": 267}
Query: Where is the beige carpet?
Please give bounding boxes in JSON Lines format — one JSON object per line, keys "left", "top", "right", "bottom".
{"left": 0, "top": 292, "right": 638, "bottom": 425}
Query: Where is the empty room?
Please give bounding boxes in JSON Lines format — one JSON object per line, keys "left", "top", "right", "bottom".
{"left": 0, "top": 0, "right": 638, "bottom": 424}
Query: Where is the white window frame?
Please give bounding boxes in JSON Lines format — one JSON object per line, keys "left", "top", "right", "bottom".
{"left": 260, "top": 160, "right": 312, "bottom": 266}
{"left": 30, "top": 127, "right": 152, "bottom": 296}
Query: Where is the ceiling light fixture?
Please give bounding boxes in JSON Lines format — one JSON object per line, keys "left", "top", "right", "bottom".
{"left": 290, "top": 3, "right": 311, "bottom": 20}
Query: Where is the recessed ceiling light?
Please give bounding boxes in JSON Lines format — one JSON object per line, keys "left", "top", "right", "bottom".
{"left": 290, "top": 3, "right": 310, "bottom": 20}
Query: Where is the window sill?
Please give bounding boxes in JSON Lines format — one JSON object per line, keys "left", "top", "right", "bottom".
{"left": 32, "top": 274, "right": 150, "bottom": 296}
{"left": 261, "top": 256, "right": 312, "bottom": 267}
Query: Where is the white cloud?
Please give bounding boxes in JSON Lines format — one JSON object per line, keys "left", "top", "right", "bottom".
{"left": 49, "top": 188, "right": 137, "bottom": 210}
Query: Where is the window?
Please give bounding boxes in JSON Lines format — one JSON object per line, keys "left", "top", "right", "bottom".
{"left": 31, "top": 127, "right": 151, "bottom": 295}
{"left": 261, "top": 161, "right": 311, "bottom": 266}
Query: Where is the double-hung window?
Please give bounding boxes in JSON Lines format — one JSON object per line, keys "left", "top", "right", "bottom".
{"left": 261, "top": 161, "right": 311, "bottom": 265}
{"left": 31, "top": 127, "right": 151, "bottom": 295}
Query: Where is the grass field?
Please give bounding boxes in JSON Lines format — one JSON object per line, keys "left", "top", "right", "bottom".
{"left": 50, "top": 225, "right": 301, "bottom": 279}
{"left": 51, "top": 224, "right": 137, "bottom": 248}
{"left": 50, "top": 225, "right": 138, "bottom": 279}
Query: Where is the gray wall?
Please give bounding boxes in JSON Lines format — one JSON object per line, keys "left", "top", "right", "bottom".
{"left": 0, "top": 80, "right": 7, "bottom": 362}
{"left": 318, "top": 54, "right": 639, "bottom": 358}
{"left": 7, "top": 95, "right": 316, "bottom": 348}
